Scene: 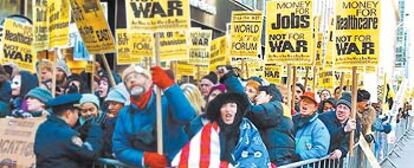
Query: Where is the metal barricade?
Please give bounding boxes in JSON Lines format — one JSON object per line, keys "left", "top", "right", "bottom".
{"left": 279, "top": 156, "right": 344, "bottom": 168}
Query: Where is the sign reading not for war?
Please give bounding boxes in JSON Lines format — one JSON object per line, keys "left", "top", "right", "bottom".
{"left": 158, "top": 31, "right": 188, "bottom": 61}
{"left": 70, "top": 0, "right": 116, "bottom": 54}
{"left": 48, "top": 0, "right": 70, "bottom": 48}
{"left": 265, "top": 0, "right": 313, "bottom": 65}
{"left": 189, "top": 29, "right": 212, "bottom": 65}
{"left": 126, "top": 0, "right": 190, "bottom": 32}
{"left": 335, "top": 0, "right": 381, "bottom": 67}
{"left": 230, "top": 11, "right": 262, "bottom": 58}
{"left": 33, "top": 0, "right": 49, "bottom": 51}
{"left": 0, "top": 19, "right": 36, "bottom": 73}
{"left": 209, "top": 36, "right": 229, "bottom": 71}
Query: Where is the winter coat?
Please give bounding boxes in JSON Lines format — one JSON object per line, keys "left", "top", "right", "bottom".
{"left": 357, "top": 106, "right": 376, "bottom": 136}
{"left": 319, "top": 111, "right": 361, "bottom": 158}
{"left": 293, "top": 113, "right": 330, "bottom": 160}
{"left": 102, "top": 116, "right": 117, "bottom": 158}
{"left": 222, "top": 72, "right": 296, "bottom": 165}
{"left": 112, "top": 85, "right": 195, "bottom": 167}
{"left": 0, "top": 81, "right": 11, "bottom": 117}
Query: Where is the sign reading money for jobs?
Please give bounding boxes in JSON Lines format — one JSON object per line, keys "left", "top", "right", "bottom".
{"left": 189, "top": 29, "right": 212, "bottom": 65}
{"left": 70, "top": 0, "right": 116, "bottom": 54}
{"left": 335, "top": 0, "right": 381, "bottom": 67}
{"left": 126, "top": 0, "right": 190, "bottom": 32}
{"left": 265, "top": 0, "right": 313, "bottom": 65}
{"left": 230, "top": 11, "right": 262, "bottom": 58}
{"left": 33, "top": 0, "right": 49, "bottom": 51}
{"left": 0, "top": 19, "right": 36, "bottom": 73}
{"left": 48, "top": 0, "right": 70, "bottom": 48}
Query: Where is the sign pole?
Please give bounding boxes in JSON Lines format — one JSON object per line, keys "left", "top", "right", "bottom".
{"left": 91, "top": 54, "right": 96, "bottom": 93}
{"left": 154, "top": 32, "right": 163, "bottom": 154}
{"left": 291, "top": 66, "right": 297, "bottom": 111}
{"left": 339, "top": 72, "right": 345, "bottom": 96}
{"left": 101, "top": 54, "right": 116, "bottom": 87}
{"left": 245, "top": 60, "right": 249, "bottom": 78}
{"left": 304, "top": 67, "right": 309, "bottom": 91}
{"left": 312, "top": 66, "right": 317, "bottom": 92}
{"left": 287, "top": 64, "right": 292, "bottom": 110}
{"left": 51, "top": 49, "right": 57, "bottom": 97}
{"left": 349, "top": 66, "right": 358, "bottom": 156}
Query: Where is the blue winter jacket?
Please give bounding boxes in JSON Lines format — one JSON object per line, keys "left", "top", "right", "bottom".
{"left": 293, "top": 114, "right": 330, "bottom": 160}
{"left": 112, "top": 85, "right": 196, "bottom": 167}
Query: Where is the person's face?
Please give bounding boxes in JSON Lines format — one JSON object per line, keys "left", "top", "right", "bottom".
{"left": 199, "top": 79, "right": 214, "bottom": 97}
{"left": 334, "top": 88, "right": 341, "bottom": 99}
{"left": 336, "top": 104, "right": 351, "bottom": 123}
{"left": 98, "top": 79, "right": 109, "bottom": 98}
{"left": 66, "top": 80, "right": 81, "bottom": 94}
{"left": 320, "top": 91, "right": 331, "bottom": 101}
{"left": 207, "top": 89, "right": 223, "bottom": 103}
{"left": 125, "top": 73, "right": 152, "bottom": 98}
{"left": 11, "top": 75, "right": 21, "bottom": 96}
{"left": 357, "top": 100, "right": 369, "bottom": 111}
{"left": 26, "top": 97, "right": 45, "bottom": 112}
{"left": 295, "top": 86, "right": 303, "bottom": 103}
{"left": 66, "top": 108, "right": 80, "bottom": 127}
{"left": 220, "top": 102, "right": 238, "bottom": 125}
{"left": 107, "top": 101, "right": 124, "bottom": 117}
{"left": 245, "top": 85, "right": 258, "bottom": 102}
{"left": 40, "top": 68, "right": 52, "bottom": 81}
{"left": 299, "top": 98, "right": 317, "bottom": 116}
{"left": 80, "top": 103, "right": 99, "bottom": 120}
{"left": 56, "top": 69, "right": 66, "bottom": 83}
{"left": 323, "top": 102, "right": 334, "bottom": 112}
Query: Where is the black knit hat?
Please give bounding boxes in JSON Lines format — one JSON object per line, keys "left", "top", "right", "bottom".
{"left": 337, "top": 92, "right": 352, "bottom": 109}
{"left": 202, "top": 72, "right": 218, "bottom": 84}
{"left": 205, "top": 92, "right": 249, "bottom": 122}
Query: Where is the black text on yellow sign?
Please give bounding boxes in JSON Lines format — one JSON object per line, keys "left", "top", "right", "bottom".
{"left": 189, "top": 29, "right": 212, "bottom": 66}
{"left": 48, "top": 0, "right": 70, "bottom": 48}
{"left": 265, "top": 0, "right": 313, "bottom": 65}
{"left": 230, "top": 11, "right": 262, "bottom": 58}
{"left": 1, "top": 19, "right": 36, "bottom": 73}
{"left": 33, "top": 0, "right": 49, "bottom": 51}
{"left": 209, "top": 36, "right": 228, "bottom": 71}
{"left": 126, "top": 0, "right": 190, "bottom": 32}
{"left": 70, "top": 0, "right": 116, "bottom": 54}
{"left": 335, "top": 0, "right": 381, "bottom": 67}
{"left": 158, "top": 31, "right": 189, "bottom": 61}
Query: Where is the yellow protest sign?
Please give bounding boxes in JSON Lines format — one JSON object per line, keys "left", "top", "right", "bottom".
{"left": 33, "top": 0, "right": 49, "bottom": 51}
{"left": 209, "top": 36, "right": 229, "bottom": 71}
{"left": 116, "top": 29, "right": 155, "bottom": 65}
{"left": 0, "top": 118, "right": 45, "bottom": 168}
{"left": 265, "top": 0, "right": 313, "bottom": 65}
{"left": 159, "top": 31, "right": 188, "bottom": 61}
{"left": 48, "top": 0, "right": 70, "bottom": 47}
{"left": 318, "top": 70, "right": 335, "bottom": 89}
{"left": 115, "top": 29, "right": 131, "bottom": 65}
{"left": 315, "top": 33, "right": 323, "bottom": 66}
{"left": 176, "top": 62, "right": 195, "bottom": 79}
{"left": 230, "top": 11, "right": 262, "bottom": 58}
{"left": 126, "top": 0, "right": 190, "bottom": 32}
{"left": 0, "top": 19, "right": 36, "bottom": 73}
{"left": 325, "top": 17, "right": 335, "bottom": 67}
{"left": 335, "top": 0, "right": 381, "bottom": 67}
{"left": 189, "top": 29, "right": 212, "bottom": 65}
{"left": 65, "top": 53, "right": 88, "bottom": 74}
{"left": 264, "top": 64, "right": 283, "bottom": 85}
{"left": 69, "top": 0, "right": 116, "bottom": 54}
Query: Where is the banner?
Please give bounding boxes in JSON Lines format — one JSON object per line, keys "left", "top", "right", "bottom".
{"left": 265, "top": 0, "right": 313, "bottom": 65}
{"left": 126, "top": 0, "right": 190, "bottom": 32}
{"left": 264, "top": 64, "right": 283, "bottom": 85}
{"left": 335, "top": 0, "right": 381, "bottom": 67}
{"left": 69, "top": 0, "right": 116, "bottom": 54}
{"left": 48, "top": 0, "right": 70, "bottom": 48}
{"left": 158, "top": 31, "right": 188, "bottom": 61}
{"left": 230, "top": 11, "right": 262, "bottom": 58}
{"left": 189, "top": 29, "right": 212, "bottom": 65}
{"left": 0, "top": 19, "right": 36, "bottom": 73}
{"left": 0, "top": 118, "right": 45, "bottom": 168}
{"left": 33, "top": 0, "right": 49, "bottom": 51}
{"left": 209, "top": 36, "right": 229, "bottom": 71}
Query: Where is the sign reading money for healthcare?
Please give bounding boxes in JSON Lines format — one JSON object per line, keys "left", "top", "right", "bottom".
{"left": 33, "top": 0, "right": 49, "bottom": 51}
{"left": 126, "top": 0, "right": 190, "bottom": 32}
{"left": 209, "top": 36, "right": 229, "bottom": 71}
{"left": 158, "top": 31, "right": 188, "bottom": 61}
{"left": 335, "top": 0, "right": 381, "bottom": 67}
{"left": 48, "top": 0, "right": 70, "bottom": 48}
{"left": 69, "top": 0, "right": 116, "bottom": 54}
{"left": 230, "top": 11, "right": 262, "bottom": 58}
{"left": 265, "top": 0, "right": 313, "bottom": 65}
{"left": 0, "top": 19, "right": 36, "bottom": 73}
{"left": 189, "top": 29, "right": 212, "bottom": 65}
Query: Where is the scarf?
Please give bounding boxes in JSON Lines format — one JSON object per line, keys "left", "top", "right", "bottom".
{"left": 130, "top": 89, "right": 152, "bottom": 109}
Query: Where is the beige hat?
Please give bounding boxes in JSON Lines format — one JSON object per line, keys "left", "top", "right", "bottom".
{"left": 122, "top": 65, "right": 151, "bottom": 82}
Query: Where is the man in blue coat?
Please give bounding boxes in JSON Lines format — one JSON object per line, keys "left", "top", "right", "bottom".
{"left": 34, "top": 94, "right": 103, "bottom": 168}
{"left": 112, "top": 65, "right": 196, "bottom": 168}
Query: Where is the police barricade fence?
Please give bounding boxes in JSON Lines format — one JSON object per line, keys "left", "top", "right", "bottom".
{"left": 92, "top": 117, "right": 413, "bottom": 168}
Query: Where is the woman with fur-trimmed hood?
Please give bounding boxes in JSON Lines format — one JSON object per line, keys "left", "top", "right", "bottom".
{"left": 172, "top": 92, "right": 272, "bottom": 167}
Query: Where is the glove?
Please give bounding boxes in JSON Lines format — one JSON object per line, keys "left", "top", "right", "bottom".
{"left": 365, "top": 134, "right": 375, "bottom": 143}
{"left": 143, "top": 152, "right": 167, "bottom": 168}
{"left": 150, "top": 66, "right": 174, "bottom": 90}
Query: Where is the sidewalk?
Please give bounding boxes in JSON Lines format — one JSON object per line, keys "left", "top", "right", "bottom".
{"left": 381, "top": 132, "right": 414, "bottom": 168}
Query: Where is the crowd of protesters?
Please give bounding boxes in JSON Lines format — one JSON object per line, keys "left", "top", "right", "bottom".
{"left": 0, "top": 60, "right": 405, "bottom": 168}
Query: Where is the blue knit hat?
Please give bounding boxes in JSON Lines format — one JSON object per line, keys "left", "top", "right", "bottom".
{"left": 80, "top": 94, "right": 100, "bottom": 109}
{"left": 25, "top": 87, "right": 53, "bottom": 104}
{"left": 105, "top": 88, "right": 128, "bottom": 104}
{"left": 337, "top": 92, "right": 352, "bottom": 109}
